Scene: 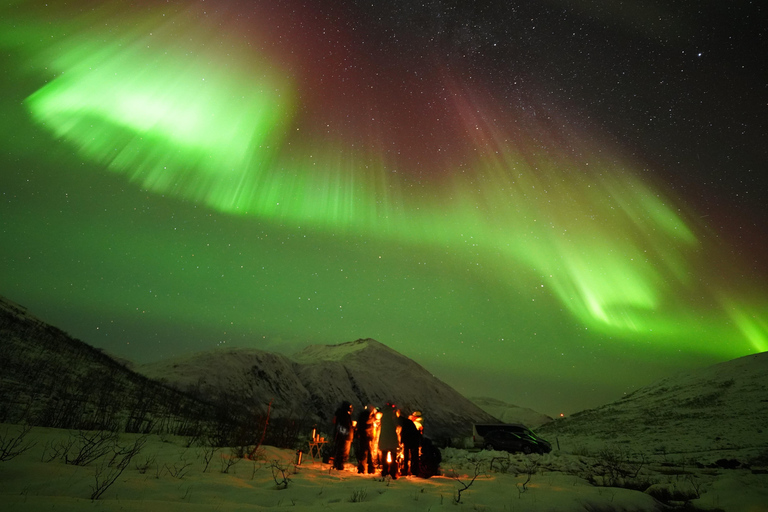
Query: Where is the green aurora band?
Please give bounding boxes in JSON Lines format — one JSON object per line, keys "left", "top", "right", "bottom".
{"left": 4, "top": 1, "right": 767, "bottom": 369}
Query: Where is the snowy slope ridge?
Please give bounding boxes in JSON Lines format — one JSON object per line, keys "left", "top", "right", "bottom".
{"left": 538, "top": 351, "right": 768, "bottom": 460}
{"left": 470, "top": 396, "right": 553, "bottom": 428}
{"left": 138, "top": 338, "right": 500, "bottom": 440}
{"left": 0, "top": 296, "right": 214, "bottom": 433}
{"left": 0, "top": 294, "right": 495, "bottom": 439}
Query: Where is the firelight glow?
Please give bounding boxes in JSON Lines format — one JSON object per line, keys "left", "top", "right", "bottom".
{"left": 1, "top": 0, "right": 765, "bottom": 415}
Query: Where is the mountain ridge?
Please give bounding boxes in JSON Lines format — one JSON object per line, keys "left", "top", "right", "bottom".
{"left": 470, "top": 396, "right": 553, "bottom": 428}
{"left": 138, "top": 338, "right": 501, "bottom": 440}
{"left": 0, "top": 295, "right": 214, "bottom": 435}
{"left": 538, "top": 350, "right": 768, "bottom": 459}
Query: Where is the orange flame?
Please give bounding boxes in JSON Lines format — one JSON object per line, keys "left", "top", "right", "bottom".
{"left": 386, "top": 452, "right": 392, "bottom": 463}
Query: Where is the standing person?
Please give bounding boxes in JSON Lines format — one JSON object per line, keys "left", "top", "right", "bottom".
{"left": 355, "top": 405, "right": 375, "bottom": 474}
{"left": 399, "top": 411, "right": 421, "bottom": 476}
{"left": 378, "top": 403, "right": 401, "bottom": 479}
{"left": 372, "top": 407, "right": 383, "bottom": 469}
{"left": 418, "top": 436, "right": 442, "bottom": 478}
{"left": 332, "top": 401, "right": 354, "bottom": 470}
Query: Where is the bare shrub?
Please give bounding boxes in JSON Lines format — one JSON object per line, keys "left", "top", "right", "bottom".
{"left": 489, "top": 454, "right": 511, "bottom": 473}
{"left": 594, "top": 446, "right": 646, "bottom": 488}
{"left": 453, "top": 458, "right": 485, "bottom": 503}
{"left": 41, "top": 439, "right": 66, "bottom": 462}
{"left": 107, "top": 435, "right": 147, "bottom": 467}
{"left": 517, "top": 456, "right": 540, "bottom": 496}
{"left": 0, "top": 424, "right": 35, "bottom": 462}
{"left": 90, "top": 436, "right": 145, "bottom": 500}
{"left": 269, "top": 459, "right": 296, "bottom": 489}
{"left": 64, "top": 430, "right": 118, "bottom": 466}
{"left": 220, "top": 448, "right": 242, "bottom": 474}
{"left": 199, "top": 444, "right": 218, "bottom": 473}
{"left": 165, "top": 451, "right": 192, "bottom": 479}
{"left": 250, "top": 459, "right": 266, "bottom": 480}
{"left": 134, "top": 453, "right": 156, "bottom": 474}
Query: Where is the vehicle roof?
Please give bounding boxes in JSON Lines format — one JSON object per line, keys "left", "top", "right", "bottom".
{"left": 474, "top": 423, "right": 528, "bottom": 427}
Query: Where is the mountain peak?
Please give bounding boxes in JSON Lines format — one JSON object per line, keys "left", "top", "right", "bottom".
{"left": 138, "top": 337, "right": 499, "bottom": 437}
{"left": 292, "top": 338, "right": 392, "bottom": 362}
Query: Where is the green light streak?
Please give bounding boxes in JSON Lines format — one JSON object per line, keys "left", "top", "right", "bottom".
{"left": 23, "top": 4, "right": 296, "bottom": 205}
{"left": 5, "top": 1, "right": 765, "bottom": 362}
{"left": 724, "top": 301, "right": 768, "bottom": 352}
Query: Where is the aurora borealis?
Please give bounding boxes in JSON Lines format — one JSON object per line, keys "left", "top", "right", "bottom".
{"left": 1, "top": 0, "right": 766, "bottom": 415}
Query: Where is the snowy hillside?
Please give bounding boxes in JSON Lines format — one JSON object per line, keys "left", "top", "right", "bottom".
{"left": 538, "top": 351, "right": 768, "bottom": 462}
{"left": 139, "top": 348, "right": 311, "bottom": 416}
{"left": 138, "top": 339, "right": 499, "bottom": 441}
{"left": 0, "top": 296, "right": 211, "bottom": 434}
{"left": 470, "top": 396, "right": 552, "bottom": 427}
{"left": 2, "top": 294, "right": 768, "bottom": 510}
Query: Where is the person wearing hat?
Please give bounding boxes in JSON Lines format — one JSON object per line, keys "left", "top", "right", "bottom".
{"left": 409, "top": 411, "right": 423, "bottom": 434}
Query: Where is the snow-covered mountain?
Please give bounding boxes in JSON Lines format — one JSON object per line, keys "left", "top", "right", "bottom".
{"left": 470, "top": 396, "right": 552, "bottom": 428}
{"left": 0, "top": 295, "right": 212, "bottom": 433}
{"left": 0, "top": 294, "right": 497, "bottom": 441}
{"left": 538, "top": 351, "right": 768, "bottom": 461}
{"left": 138, "top": 338, "right": 499, "bottom": 441}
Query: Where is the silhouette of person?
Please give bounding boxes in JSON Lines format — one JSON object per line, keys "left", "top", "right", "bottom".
{"left": 332, "top": 401, "right": 354, "bottom": 470}
{"left": 418, "top": 436, "right": 442, "bottom": 478}
{"left": 378, "top": 402, "right": 401, "bottom": 479}
{"left": 372, "top": 407, "right": 383, "bottom": 467}
{"left": 400, "top": 411, "right": 421, "bottom": 476}
{"left": 354, "top": 405, "right": 376, "bottom": 474}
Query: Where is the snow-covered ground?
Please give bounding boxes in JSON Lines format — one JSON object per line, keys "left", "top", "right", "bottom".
{"left": 1, "top": 424, "right": 766, "bottom": 511}
{"left": 3, "top": 299, "right": 767, "bottom": 511}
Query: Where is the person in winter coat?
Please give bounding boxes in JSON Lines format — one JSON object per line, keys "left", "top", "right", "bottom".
{"left": 377, "top": 403, "right": 401, "bottom": 479}
{"left": 332, "top": 401, "right": 354, "bottom": 470}
{"left": 418, "top": 436, "right": 442, "bottom": 478}
{"left": 354, "top": 405, "right": 376, "bottom": 474}
{"left": 399, "top": 411, "right": 421, "bottom": 476}
{"left": 372, "top": 407, "right": 383, "bottom": 466}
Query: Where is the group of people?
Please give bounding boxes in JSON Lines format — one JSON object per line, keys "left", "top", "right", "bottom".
{"left": 330, "top": 401, "right": 441, "bottom": 479}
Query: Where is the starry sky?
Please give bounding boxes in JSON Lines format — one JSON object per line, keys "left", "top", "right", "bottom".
{"left": 1, "top": 0, "right": 766, "bottom": 416}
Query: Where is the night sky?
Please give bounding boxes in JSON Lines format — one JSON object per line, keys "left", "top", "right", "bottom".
{"left": 1, "top": 0, "right": 766, "bottom": 416}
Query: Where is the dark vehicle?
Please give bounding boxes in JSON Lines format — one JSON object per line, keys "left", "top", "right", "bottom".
{"left": 477, "top": 425, "right": 551, "bottom": 455}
